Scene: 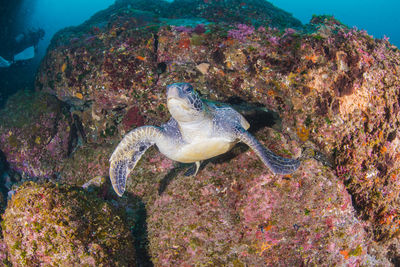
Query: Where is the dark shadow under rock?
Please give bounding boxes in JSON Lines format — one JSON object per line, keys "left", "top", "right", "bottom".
{"left": 115, "top": 191, "right": 154, "bottom": 267}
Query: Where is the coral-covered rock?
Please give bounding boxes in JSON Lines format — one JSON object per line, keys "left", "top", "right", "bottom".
{"left": 116, "top": 0, "right": 302, "bottom": 29}
{"left": 35, "top": 0, "right": 301, "bottom": 144}
{"left": 146, "top": 128, "right": 388, "bottom": 266}
{"left": 155, "top": 14, "right": 400, "bottom": 252}
{"left": 0, "top": 91, "right": 73, "bottom": 178}
{"left": 0, "top": 239, "right": 9, "bottom": 266}
{"left": 36, "top": 7, "right": 168, "bottom": 143}
{"left": 264, "top": 17, "right": 400, "bottom": 243}
{"left": 58, "top": 143, "right": 115, "bottom": 186}
{"left": 2, "top": 181, "right": 135, "bottom": 266}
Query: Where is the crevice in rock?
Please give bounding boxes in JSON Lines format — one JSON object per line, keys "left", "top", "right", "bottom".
{"left": 156, "top": 62, "right": 167, "bottom": 75}
{"left": 226, "top": 97, "right": 280, "bottom": 131}
{"left": 65, "top": 104, "right": 88, "bottom": 157}
{"left": 153, "top": 33, "right": 166, "bottom": 85}
{"left": 153, "top": 33, "right": 158, "bottom": 56}
{"left": 0, "top": 150, "right": 11, "bottom": 208}
{"left": 387, "top": 243, "right": 400, "bottom": 266}
{"left": 124, "top": 193, "right": 154, "bottom": 267}
{"left": 72, "top": 113, "right": 87, "bottom": 144}
{"left": 67, "top": 115, "right": 79, "bottom": 156}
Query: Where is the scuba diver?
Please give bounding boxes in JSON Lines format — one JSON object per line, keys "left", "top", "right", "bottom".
{"left": 0, "top": 28, "right": 45, "bottom": 67}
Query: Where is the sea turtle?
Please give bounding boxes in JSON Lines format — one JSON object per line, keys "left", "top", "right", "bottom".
{"left": 110, "top": 83, "right": 300, "bottom": 196}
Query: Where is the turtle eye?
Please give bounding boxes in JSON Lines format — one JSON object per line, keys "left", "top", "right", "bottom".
{"left": 182, "top": 84, "right": 192, "bottom": 93}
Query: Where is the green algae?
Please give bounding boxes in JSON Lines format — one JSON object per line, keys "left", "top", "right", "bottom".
{"left": 190, "top": 34, "right": 205, "bottom": 46}
{"left": 349, "top": 245, "right": 363, "bottom": 257}
{"left": 304, "top": 115, "right": 312, "bottom": 127}
{"left": 6, "top": 135, "right": 20, "bottom": 149}
{"left": 324, "top": 117, "right": 332, "bottom": 125}
{"left": 304, "top": 208, "right": 311, "bottom": 216}
{"left": 101, "top": 124, "right": 117, "bottom": 138}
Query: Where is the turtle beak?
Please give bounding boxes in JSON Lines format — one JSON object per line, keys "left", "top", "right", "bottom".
{"left": 167, "top": 84, "right": 183, "bottom": 102}
{"left": 167, "top": 97, "right": 191, "bottom": 111}
{"left": 167, "top": 84, "right": 178, "bottom": 98}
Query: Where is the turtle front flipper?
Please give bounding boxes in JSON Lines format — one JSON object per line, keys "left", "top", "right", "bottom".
{"left": 109, "top": 126, "right": 163, "bottom": 196}
{"left": 236, "top": 127, "right": 300, "bottom": 174}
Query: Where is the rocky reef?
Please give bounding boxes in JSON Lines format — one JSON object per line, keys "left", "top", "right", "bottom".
{"left": 2, "top": 182, "right": 136, "bottom": 266}
{"left": 0, "top": 91, "right": 72, "bottom": 178}
{"left": 0, "top": 0, "right": 399, "bottom": 265}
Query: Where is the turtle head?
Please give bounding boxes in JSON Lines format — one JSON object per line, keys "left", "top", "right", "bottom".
{"left": 167, "top": 83, "right": 204, "bottom": 122}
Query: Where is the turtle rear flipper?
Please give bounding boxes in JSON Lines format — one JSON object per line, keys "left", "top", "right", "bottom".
{"left": 236, "top": 127, "right": 300, "bottom": 174}
{"left": 109, "top": 126, "right": 163, "bottom": 196}
{"left": 184, "top": 161, "right": 201, "bottom": 177}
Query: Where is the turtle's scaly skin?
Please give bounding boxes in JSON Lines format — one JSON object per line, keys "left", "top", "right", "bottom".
{"left": 110, "top": 83, "right": 300, "bottom": 196}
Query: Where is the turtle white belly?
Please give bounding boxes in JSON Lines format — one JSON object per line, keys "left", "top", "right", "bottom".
{"left": 165, "top": 137, "right": 235, "bottom": 163}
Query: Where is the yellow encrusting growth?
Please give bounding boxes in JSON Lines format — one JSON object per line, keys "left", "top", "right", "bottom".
{"left": 61, "top": 63, "right": 67, "bottom": 72}
{"left": 75, "top": 92, "right": 83, "bottom": 99}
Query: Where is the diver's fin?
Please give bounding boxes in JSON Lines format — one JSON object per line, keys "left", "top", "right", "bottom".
{"left": 14, "top": 46, "right": 35, "bottom": 61}
{"left": 236, "top": 127, "right": 300, "bottom": 174}
{"left": 0, "top": 56, "right": 11, "bottom": 68}
{"left": 109, "top": 126, "right": 163, "bottom": 196}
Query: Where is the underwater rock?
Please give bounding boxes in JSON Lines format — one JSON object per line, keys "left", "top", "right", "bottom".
{"left": 275, "top": 17, "right": 400, "bottom": 245}
{"left": 58, "top": 143, "right": 115, "bottom": 186}
{"left": 146, "top": 128, "right": 389, "bottom": 266}
{"left": 115, "top": 0, "right": 302, "bottom": 29}
{"left": 36, "top": 7, "right": 168, "bottom": 143}
{"left": 30, "top": 1, "right": 400, "bottom": 265}
{"left": 82, "top": 175, "right": 107, "bottom": 190}
{"left": 0, "top": 91, "right": 73, "bottom": 178}
{"left": 2, "top": 181, "right": 136, "bottom": 266}
{"left": 35, "top": 0, "right": 300, "bottom": 144}
{"left": 0, "top": 240, "right": 9, "bottom": 266}
{"left": 156, "top": 15, "right": 400, "bottom": 258}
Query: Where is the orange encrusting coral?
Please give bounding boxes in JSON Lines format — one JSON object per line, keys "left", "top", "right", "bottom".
{"left": 296, "top": 125, "right": 309, "bottom": 142}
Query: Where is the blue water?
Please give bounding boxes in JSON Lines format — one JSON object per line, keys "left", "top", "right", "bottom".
{"left": 27, "top": 0, "right": 114, "bottom": 57}
{"left": 270, "top": 0, "right": 400, "bottom": 47}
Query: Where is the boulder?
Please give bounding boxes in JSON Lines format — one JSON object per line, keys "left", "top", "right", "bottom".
{"left": 0, "top": 91, "right": 73, "bottom": 178}
{"left": 2, "top": 181, "right": 136, "bottom": 266}
{"left": 146, "top": 128, "right": 385, "bottom": 265}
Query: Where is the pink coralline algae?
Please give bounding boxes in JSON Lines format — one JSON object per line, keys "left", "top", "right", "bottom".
{"left": 173, "top": 26, "right": 193, "bottom": 33}
{"left": 238, "top": 174, "right": 277, "bottom": 227}
{"left": 174, "top": 24, "right": 206, "bottom": 34}
{"left": 228, "top": 24, "right": 255, "bottom": 41}
{"left": 282, "top": 27, "right": 297, "bottom": 37}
